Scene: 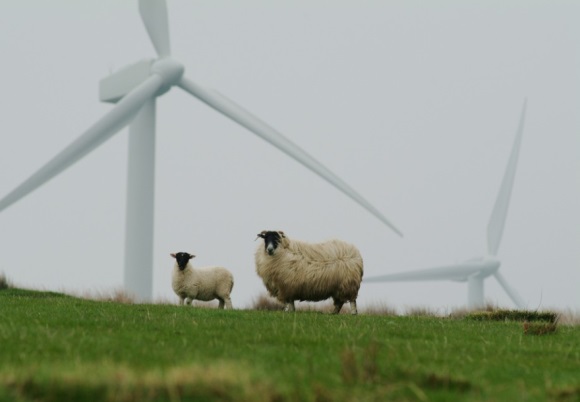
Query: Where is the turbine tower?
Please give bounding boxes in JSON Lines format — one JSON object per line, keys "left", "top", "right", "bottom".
{"left": 0, "top": 0, "right": 402, "bottom": 301}
{"left": 365, "top": 101, "right": 528, "bottom": 310}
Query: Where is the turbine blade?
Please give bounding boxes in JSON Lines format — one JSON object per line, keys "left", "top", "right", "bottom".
{"left": 487, "top": 100, "right": 527, "bottom": 255}
{"left": 493, "top": 271, "right": 525, "bottom": 309}
{"left": 139, "top": 0, "right": 171, "bottom": 58}
{"left": 364, "top": 262, "right": 485, "bottom": 283}
{"left": 0, "top": 75, "right": 164, "bottom": 213}
{"left": 178, "top": 76, "right": 403, "bottom": 237}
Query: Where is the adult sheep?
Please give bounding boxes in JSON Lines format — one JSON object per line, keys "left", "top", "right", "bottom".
{"left": 255, "top": 230, "right": 363, "bottom": 314}
{"left": 170, "top": 252, "right": 234, "bottom": 309}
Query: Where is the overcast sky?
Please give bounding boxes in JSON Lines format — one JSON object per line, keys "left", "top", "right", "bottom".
{"left": 1, "top": 1, "right": 578, "bottom": 313}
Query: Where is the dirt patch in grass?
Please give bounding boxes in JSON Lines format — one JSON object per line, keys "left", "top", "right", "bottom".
{"left": 464, "top": 309, "right": 558, "bottom": 323}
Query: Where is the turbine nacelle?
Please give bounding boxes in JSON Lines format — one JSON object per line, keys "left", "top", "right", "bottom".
{"left": 100, "top": 59, "right": 153, "bottom": 104}
{"left": 100, "top": 58, "right": 183, "bottom": 104}
{"left": 467, "top": 256, "right": 500, "bottom": 279}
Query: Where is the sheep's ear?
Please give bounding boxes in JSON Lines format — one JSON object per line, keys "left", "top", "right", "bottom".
{"left": 256, "top": 231, "right": 266, "bottom": 239}
{"left": 170, "top": 253, "right": 176, "bottom": 259}
{"left": 279, "top": 231, "right": 285, "bottom": 238}
{"left": 188, "top": 254, "right": 196, "bottom": 259}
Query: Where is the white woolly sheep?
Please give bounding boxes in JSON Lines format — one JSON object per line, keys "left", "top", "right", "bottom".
{"left": 254, "top": 230, "right": 363, "bottom": 314}
{"left": 171, "top": 252, "right": 234, "bottom": 309}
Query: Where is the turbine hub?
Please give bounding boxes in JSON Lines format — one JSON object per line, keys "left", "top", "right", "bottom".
{"left": 477, "top": 256, "right": 501, "bottom": 278}
{"left": 151, "top": 58, "right": 184, "bottom": 95}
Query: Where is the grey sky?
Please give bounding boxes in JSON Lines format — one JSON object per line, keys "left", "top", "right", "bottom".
{"left": 1, "top": 1, "right": 578, "bottom": 312}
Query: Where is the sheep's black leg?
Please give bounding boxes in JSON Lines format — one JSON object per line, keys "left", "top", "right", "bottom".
{"left": 332, "top": 299, "right": 344, "bottom": 314}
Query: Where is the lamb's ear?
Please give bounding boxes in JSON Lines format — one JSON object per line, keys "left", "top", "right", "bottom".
{"left": 188, "top": 253, "right": 196, "bottom": 259}
{"left": 170, "top": 253, "right": 176, "bottom": 259}
{"left": 256, "top": 231, "right": 266, "bottom": 240}
{"left": 279, "top": 231, "right": 285, "bottom": 238}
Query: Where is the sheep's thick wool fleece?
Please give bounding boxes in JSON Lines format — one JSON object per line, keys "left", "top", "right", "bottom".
{"left": 255, "top": 238, "right": 363, "bottom": 302}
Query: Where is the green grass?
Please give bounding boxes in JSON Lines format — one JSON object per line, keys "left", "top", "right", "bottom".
{"left": 1, "top": 288, "right": 579, "bottom": 401}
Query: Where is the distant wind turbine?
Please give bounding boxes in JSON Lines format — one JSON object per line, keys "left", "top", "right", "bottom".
{"left": 365, "top": 101, "right": 528, "bottom": 310}
{"left": 0, "top": 0, "right": 402, "bottom": 301}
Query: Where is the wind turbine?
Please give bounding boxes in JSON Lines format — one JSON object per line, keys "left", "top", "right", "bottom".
{"left": 0, "top": 0, "right": 402, "bottom": 301}
{"left": 365, "top": 101, "right": 528, "bottom": 310}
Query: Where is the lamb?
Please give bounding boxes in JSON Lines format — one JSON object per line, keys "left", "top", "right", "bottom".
{"left": 170, "top": 252, "right": 234, "bottom": 309}
{"left": 254, "top": 230, "right": 363, "bottom": 314}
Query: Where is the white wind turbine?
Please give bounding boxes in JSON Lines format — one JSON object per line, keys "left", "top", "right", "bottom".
{"left": 365, "top": 101, "right": 528, "bottom": 310}
{"left": 0, "top": 0, "right": 402, "bottom": 301}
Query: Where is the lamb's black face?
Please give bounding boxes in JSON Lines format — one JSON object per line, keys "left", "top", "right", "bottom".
{"left": 257, "top": 230, "right": 284, "bottom": 256}
{"left": 171, "top": 252, "right": 195, "bottom": 270}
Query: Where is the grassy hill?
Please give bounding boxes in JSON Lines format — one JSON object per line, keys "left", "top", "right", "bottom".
{"left": 1, "top": 287, "right": 579, "bottom": 401}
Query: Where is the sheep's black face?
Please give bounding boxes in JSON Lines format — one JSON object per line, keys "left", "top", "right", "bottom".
{"left": 257, "top": 230, "right": 284, "bottom": 256}
{"left": 171, "top": 252, "right": 194, "bottom": 270}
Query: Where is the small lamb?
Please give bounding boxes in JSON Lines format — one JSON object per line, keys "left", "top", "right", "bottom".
{"left": 170, "top": 252, "right": 234, "bottom": 309}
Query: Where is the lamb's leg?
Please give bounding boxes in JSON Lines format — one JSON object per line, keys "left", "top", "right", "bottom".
{"left": 179, "top": 297, "right": 185, "bottom": 306}
{"left": 350, "top": 300, "right": 358, "bottom": 315}
{"left": 217, "top": 298, "right": 225, "bottom": 309}
{"left": 332, "top": 299, "right": 344, "bottom": 314}
{"left": 224, "top": 297, "right": 233, "bottom": 310}
{"left": 284, "top": 301, "right": 295, "bottom": 312}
